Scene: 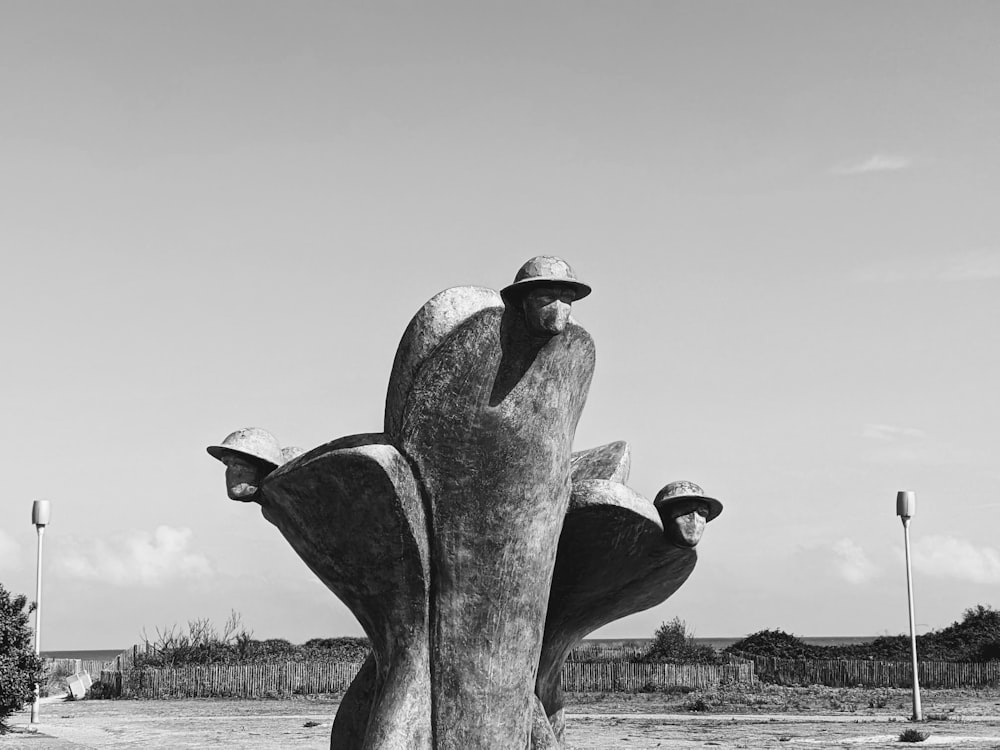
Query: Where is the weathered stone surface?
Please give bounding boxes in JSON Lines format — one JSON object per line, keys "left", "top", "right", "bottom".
{"left": 384, "top": 286, "right": 501, "bottom": 441}
{"left": 535, "top": 479, "right": 697, "bottom": 723}
{"left": 213, "top": 258, "right": 723, "bottom": 750}
{"left": 529, "top": 694, "right": 560, "bottom": 750}
{"left": 570, "top": 440, "right": 631, "bottom": 484}
{"left": 399, "top": 304, "right": 595, "bottom": 749}
{"left": 258, "top": 434, "right": 431, "bottom": 750}
{"left": 207, "top": 427, "right": 283, "bottom": 502}
{"left": 330, "top": 653, "right": 377, "bottom": 749}
{"left": 654, "top": 480, "right": 723, "bottom": 548}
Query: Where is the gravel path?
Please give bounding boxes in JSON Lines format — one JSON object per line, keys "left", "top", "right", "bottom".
{"left": 3, "top": 695, "right": 999, "bottom": 749}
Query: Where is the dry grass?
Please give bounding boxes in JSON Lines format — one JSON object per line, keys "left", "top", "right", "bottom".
{"left": 564, "top": 684, "right": 1000, "bottom": 717}
{"left": 1, "top": 686, "right": 996, "bottom": 750}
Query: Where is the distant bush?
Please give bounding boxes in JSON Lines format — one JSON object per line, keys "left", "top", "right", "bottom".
{"left": 641, "top": 617, "right": 723, "bottom": 664}
{"left": 299, "top": 637, "right": 371, "bottom": 662}
{"left": 86, "top": 678, "right": 118, "bottom": 700}
{"left": 0, "top": 583, "right": 45, "bottom": 733}
{"left": 929, "top": 604, "right": 1000, "bottom": 662}
{"left": 726, "top": 604, "right": 1000, "bottom": 663}
{"left": 831, "top": 604, "right": 1000, "bottom": 662}
{"left": 132, "top": 612, "right": 372, "bottom": 667}
{"left": 724, "top": 629, "right": 819, "bottom": 659}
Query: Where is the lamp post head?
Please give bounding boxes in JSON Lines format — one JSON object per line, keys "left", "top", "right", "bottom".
{"left": 896, "top": 490, "right": 916, "bottom": 520}
{"left": 32, "top": 500, "right": 51, "bottom": 528}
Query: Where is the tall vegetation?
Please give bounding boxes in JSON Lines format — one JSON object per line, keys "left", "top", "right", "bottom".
{"left": 133, "top": 612, "right": 371, "bottom": 667}
{"left": 130, "top": 603, "right": 999, "bottom": 670}
{"left": 725, "top": 604, "right": 1000, "bottom": 663}
{"left": 641, "top": 617, "right": 721, "bottom": 664}
{"left": 0, "top": 582, "right": 44, "bottom": 733}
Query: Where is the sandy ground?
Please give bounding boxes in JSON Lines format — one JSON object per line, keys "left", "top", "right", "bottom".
{"left": 3, "top": 688, "right": 1000, "bottom": 749}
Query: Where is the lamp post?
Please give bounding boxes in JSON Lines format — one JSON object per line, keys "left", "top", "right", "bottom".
{"left": 896, "top": 490, "right": 922, "bottom": 722}
{"left": 30, "top": 500, "right": 50, "bottom": 726}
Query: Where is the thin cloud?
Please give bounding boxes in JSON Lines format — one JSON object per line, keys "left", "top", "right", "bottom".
{"left": 832, "top": 538, "right": 880, "bottom": 584}
{"left": 863, "top": 424, "right": 927, "bottom": 442}
{"left": 0, "top": 530, "right": 21, "bottom": 571}
{"left": 939, "top": 249, "right": 1000, "bottom": 281}
{"left": 860, "top": 424, "right": 964, "bottom": 466}
{"left": 909, "top": 535, "right": 1000, "bottom": 584}
{"left": 56, "top": 526, "right": 212, "bottom": 586}
{"left": 831, "top": 154, "right": 911, "bottom": 176}
{"left": 857, "top": 249, "right": 1000, "bottom": 283}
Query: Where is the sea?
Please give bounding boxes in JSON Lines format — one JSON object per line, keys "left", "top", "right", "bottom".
{"left": 42, "top": 637, "right": 877, "bottom": 661}
{"left": 581, "top": 636, "right": 878, "bottom": 651}
{"left": 42, "top": 649, "right": 124, "bottom": 661}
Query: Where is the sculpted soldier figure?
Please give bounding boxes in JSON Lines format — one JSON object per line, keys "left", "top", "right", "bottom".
{"left": 656, "top": 480, "right": 724, "bottom": 548}
{"left": 394, "top": 256, "right": 595, "bottom": 749}
{"left": 503, "top": 255, "right": 591, "bottom": 337}
{"left": 209, "top": 256, "right": 724, "bottom": 750}
{"left": 207, "top": 427, "right": 283, "bottom": 502}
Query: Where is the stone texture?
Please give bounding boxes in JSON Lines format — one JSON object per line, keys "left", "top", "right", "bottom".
{"left": 570, "top": 440, "right": 631, "bottom": 484}
{"left": 384, "top": 286, "right": 501, "bottom": 440}
{"left": 535, "top": 479, "right": 698, "bottom": 729}
{"left": 398, "top": 303, "right": 595, "bottom": 749}
{"left": 214, "top": 262, "right": 722, "bottom": 750}
{"left": 528, "top": 695, "right": 560, "bottom": 750}
{"left": 258, "top": 434, "right": 431, "bottom": 750}
{"left": 330, "top": 653, "right": 377, "bottom": 748}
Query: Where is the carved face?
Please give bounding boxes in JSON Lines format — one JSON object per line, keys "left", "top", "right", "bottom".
{"left": 663, "top": 499, "right": 711, "bottom": 548}
{"left": 221, "top": 453, "right": 271, "bottom": 502}
{"left": 521, "top": 285, "right": 576, "bottom": 337}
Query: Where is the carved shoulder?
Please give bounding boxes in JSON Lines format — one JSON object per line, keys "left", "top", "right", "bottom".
{"left": 384, "top": 286, "right": 502, "bottom": 439}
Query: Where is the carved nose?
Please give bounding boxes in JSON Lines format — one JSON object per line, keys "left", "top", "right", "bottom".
{"left": 672, "top": 511, "right": 707, "bottom": 547}
{"left": 226, "top": 465, "right": 261, "bottom": 502}
{"left": 228, "top": 482, "right": 259, "bottom": 501}
{"left": 548, "top": 301, "right": 572, "bottom": 331}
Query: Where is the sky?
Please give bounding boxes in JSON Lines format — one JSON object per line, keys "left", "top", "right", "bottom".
{"left": 1, "top": 1, "right": 998, "bottom": 650}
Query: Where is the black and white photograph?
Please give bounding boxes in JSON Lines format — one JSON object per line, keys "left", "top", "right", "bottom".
{"left": 2, "top": 2, "right": 998, "bottom": 747}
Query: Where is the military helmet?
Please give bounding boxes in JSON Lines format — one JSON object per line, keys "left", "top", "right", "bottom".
{"left": 206, "top": 427, "right": 282, "bottom": 469}
{"left": 500, "top": 256, "right": 592, "bottom": 300}
{"left": 280, "top": 446, "right": 306, "bottom": 463}
{"left": 654, "top": 480, "right": 723, "bottom": 522}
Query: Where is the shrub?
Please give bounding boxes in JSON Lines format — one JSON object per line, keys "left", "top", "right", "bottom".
{"left": 300, "top": 637, "right": 371, "bottom": 662}
{"left": 0, "top": 582, "right": 45, "bottom": 733}
{"left": 898, "top": 728, "right": 928, "bottom": 742}
{"left": 132, "top": 612, "right": 373, "bottom": 667}
{"left": 727, "top": 605, "right": 1000, "bottom": 663}
{"left": 642, "top": 617, "right": 720, "bottom": 664}
{"left": 684, "top": 696, "right": 710, "bottom": 712}
{"left": 86, "top": 679, "right": 117, "bottom": 700}
{"left": 868, "top": 689, "right": 891, "bottom": 709}
{"left": 134, "top": 610, "right": 256, "bottom": 667}
{"left": 724, "top": 629, "right": 817, "bottom": 659}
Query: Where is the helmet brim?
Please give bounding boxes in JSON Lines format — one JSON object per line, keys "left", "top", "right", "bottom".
{"left": 206, "top": 445, "right": 279, "bottom": 469}
{"left": 653, "top": 493, "right": 724, "bottom": 522}
{"left": 500, "top": 277, "right": 592, "bottom": 301}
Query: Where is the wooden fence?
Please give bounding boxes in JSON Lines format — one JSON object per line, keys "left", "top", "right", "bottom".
{"left": 560, "top": 661, "right": 753, "bottom": 692}
{"left": 98, "top": 659, "right": 753, "bottom": 699}
{"left": 100, "top": 661, "right": 366, "bottom": 699}
{"left": 46, "top": 658, "right": 111, "bottom": 677}
{"left": 741, "top": 655, "right": 1000, "bottom": 688}
{"left": 565, "top": 645, "right": 648, "bottom": 662}
{"left": 109, "top": 641, "right": 648, "bottom": 666}
{"left": 107, "top": 643, "right": 153, "bottom": 670}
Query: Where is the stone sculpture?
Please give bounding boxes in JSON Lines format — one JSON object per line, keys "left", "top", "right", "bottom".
{"left": 208, "top": 256, "right": 723, "bottom": 750}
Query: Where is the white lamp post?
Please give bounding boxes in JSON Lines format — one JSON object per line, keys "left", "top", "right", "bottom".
{"left": 30, "top": 500, "right": 50, "bottom": 726}
{"left": 896, "top": 490, "right": 922, "bottom": 722}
